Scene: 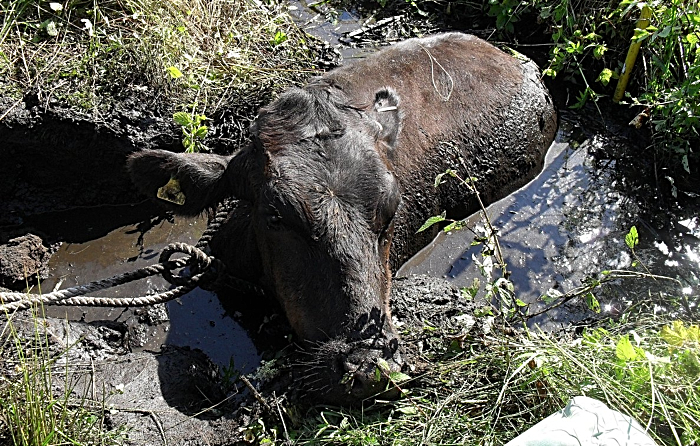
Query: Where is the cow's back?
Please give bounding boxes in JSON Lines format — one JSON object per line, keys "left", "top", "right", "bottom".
{"left": 322, "top": 33, "right": 557, "bottom": 268}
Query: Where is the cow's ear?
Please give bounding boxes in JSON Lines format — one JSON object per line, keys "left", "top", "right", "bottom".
{"left": 370, "top": 88, "right": 403, "bottom": 150}
{"left": 127, "top": 149, "right": 232, "bottom": 216}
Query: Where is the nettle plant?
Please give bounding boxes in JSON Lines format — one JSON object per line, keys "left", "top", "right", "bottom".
{"left": 173, "top": 109, "right": 208, "bottom": 153}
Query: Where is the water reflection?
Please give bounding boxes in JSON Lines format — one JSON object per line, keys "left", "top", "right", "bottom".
{"left": 39, "top": 208, "right": 260, "bottom": 372}
{"left": 399, "top": 114, "right": 699, "bottom": 326}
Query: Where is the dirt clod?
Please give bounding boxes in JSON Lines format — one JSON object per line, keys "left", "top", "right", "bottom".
{"left": 0, "top": 234, "right": 50, "bottom": 287}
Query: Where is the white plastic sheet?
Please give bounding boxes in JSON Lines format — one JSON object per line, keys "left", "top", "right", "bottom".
{"left": 505, "top": 396, "right": 657, "bottom": 446}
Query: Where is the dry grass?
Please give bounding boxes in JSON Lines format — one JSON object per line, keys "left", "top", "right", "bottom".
{"left": 0, "top": 0, "right": 325, "bottom": 121}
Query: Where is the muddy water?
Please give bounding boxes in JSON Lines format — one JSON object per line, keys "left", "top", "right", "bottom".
{"left": 398, "top": 113, "right": 699, "bottom": 326}
{"left": 33, "top": 205, "right": 260, "bottom": 372}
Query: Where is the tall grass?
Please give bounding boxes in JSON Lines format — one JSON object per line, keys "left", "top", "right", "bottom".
{"left": 288, "top": 314, "right": 699, "bottom": 445}
{"left": 0, "top": 0, "right": 322, "bottom": 141}
{"left": 0, "top": 307, "right": 122, "bottom": 446}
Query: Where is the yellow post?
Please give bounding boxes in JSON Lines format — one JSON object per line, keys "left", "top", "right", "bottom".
{"left": 613, "top": 5, "right": 653, "bottom": 103}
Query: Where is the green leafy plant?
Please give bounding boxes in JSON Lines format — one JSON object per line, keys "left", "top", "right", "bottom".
{"left": 420, "top": 167, "right": 522, "bottom": 323}
{"left": 485, "top": 0, "right": 699, "bottom": 173}
{"left": 271, "top": 30, "right": 287, "bottom": 46}
{"left": 173, "top": 110, "right": 208, "bottom": 153}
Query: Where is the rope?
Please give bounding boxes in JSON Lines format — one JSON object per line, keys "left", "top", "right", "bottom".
{"left": 0, "top": 199, "right": 263, "bottom": 312}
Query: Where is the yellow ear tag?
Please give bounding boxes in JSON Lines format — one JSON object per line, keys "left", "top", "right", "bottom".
{"left": 157, "top": 177, "right": 186, "bottom": 205}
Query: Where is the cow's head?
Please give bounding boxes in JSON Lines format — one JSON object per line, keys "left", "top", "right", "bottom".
{"left": 128, "top": 83, "right": 405, "bottom": 402}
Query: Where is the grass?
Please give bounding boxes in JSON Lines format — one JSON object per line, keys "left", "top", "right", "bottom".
{"left": 0, "top": 0, "right": 325, "bottom": 145}
{"left": 279, "top": 312, "right": 699, "bottom": 445}
{"left": 0, "top": 306, "right": 124, "bottom": 446}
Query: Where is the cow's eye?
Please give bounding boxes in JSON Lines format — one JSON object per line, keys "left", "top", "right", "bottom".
{"left": 268, "top": 214, "right": 282, "bottom": 228}
{"left": 379, "top": 216, "right": 394, "bottom": 238}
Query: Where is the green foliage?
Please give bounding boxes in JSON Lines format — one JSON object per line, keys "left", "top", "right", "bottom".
{"left": 0, "top": 308, "right": 123, "bottom": 445}
{"left": 485, "top": 0, "right": 699, "bottom": 174}
{"left": 626, "top": 226, "right": 639, "bottom": 249}
{"left": 289, "top": 313, "right": 698, "bottom": 446}
{"left": 173, "top": 110, "right": 208, "bottom": 153}
{"left": 417, "top": 211, "right": 446, "bottom": 232}
{"left": 271, "top": 30, "right": 288, "bottom": 46}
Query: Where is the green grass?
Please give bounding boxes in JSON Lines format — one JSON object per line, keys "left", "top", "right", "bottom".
{"left": 0, "top": 0, "right": 323, "bottom": 136}
{"left": 280, "top": 314, "right": 699, "bottom": 445}
{"left": 0, "top": 307, "right": 124, "bottom": 446}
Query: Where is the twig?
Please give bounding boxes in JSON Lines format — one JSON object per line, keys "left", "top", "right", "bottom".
{"left": 240, "top": 375, "right": 273, "bottom": 413}
{"left": 273, "top": 392, "right": 290, "bottom": 442}
{"left": 527, "top": 270, "right": 681, "bottom": 318}
{"left": 0, "top": 97, "right": 22, "bottom": 122}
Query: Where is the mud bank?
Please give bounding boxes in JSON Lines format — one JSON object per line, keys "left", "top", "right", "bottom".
{"left": 1, "top": 274, "right": 482, "bottom": 445}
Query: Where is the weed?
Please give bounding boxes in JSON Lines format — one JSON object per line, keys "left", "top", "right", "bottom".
{"left": 285, "top": 313, "right": 698, "bottom": 445}
{"left": 173, "top": 109, "right": 208, "bottom": 153}
{"left": 0, "top": 306, "right": 124, "bottom": 445}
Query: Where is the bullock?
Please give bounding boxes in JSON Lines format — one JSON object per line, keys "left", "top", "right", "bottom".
{"left": 127, "top": 32, "right": 557, "bottom": 403}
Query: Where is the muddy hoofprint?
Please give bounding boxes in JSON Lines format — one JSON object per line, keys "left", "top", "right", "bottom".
{"left": 127, "top": 32, "right": 557, "bottom": 403}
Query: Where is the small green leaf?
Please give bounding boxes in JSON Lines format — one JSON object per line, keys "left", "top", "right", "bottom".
{"left": 540, "top": 288, "right": 563, "bottom": 304}
{"left": 434, "top": 172, "right": 447, "bottom": 187}
{"left": 597, "top": 68, "right": 613, "bottom": 86}
{"left": 376, "top": 358, "right": 391, "bottom": 373}
{"left": 474, "top": 306, "right": 494, "bottom": 317}
{"left": 460, "top": 278, "right": 480, "bottom": 300}
{"left": 616, "top": 335, "right": 638, "bottom": 361}
{"left": 417, "top": 212, "right": 446, "bottom": 233}
{"left": 272, "top": 30, "right": 287, "bottom": 45}
{"left": 585, "top": 292, "right": 600, "bottom": 313}
{"left": 593, "top": 44, "right": 607, "bottom": 59}
{"left": 167, "top": 66, "right": 184, "bottom": 79}
{"left": 43, "top": 20, "right": 58, "bottom": 36}
{"left": 625, "top": 226, "right": 639, "bottom": 249}
{"left": 397, "top": 406, "right": 418, "bottom": 415}
{"left": 173, "top": 112, "right": 191, "bottom": 126}
{"left": 515, "top": 299, "right": 527, "bottom": 307}
{"left": 660, "top": 321, "right": 687, "bottom": 347}
{"left": 443, "top": 220, "right": 465, "bottom": 233}
{"left": 389, "top": 371, "right": 411, "bottom": 383}
{"left": 194, "top": 125, "right": 208, "bottom": 138}
{"left": 340, "top": 373, "right": 353, "bottom": 385}
{"left": 658, "top": 25, "right": 672, "bottom": 38}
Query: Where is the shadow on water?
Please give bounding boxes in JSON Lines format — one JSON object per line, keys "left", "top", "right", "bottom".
{"left": 32, "top": 205, "right": 261, "bottom": 380}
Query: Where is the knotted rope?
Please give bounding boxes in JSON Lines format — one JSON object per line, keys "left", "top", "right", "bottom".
{"left": 0, "top": 199, "right": 263, "bottom": 312}
{"left": 0, "top": 243, "right": 221, "bottom": 311}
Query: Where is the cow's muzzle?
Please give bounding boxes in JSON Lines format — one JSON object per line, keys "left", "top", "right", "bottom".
{"left": 301, "top": 335, "right": 404, "bottom": 404}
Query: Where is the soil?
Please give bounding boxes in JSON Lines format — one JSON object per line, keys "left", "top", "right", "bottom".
{"left": 0, "top": 234, "right": 51, "bottom": 287}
